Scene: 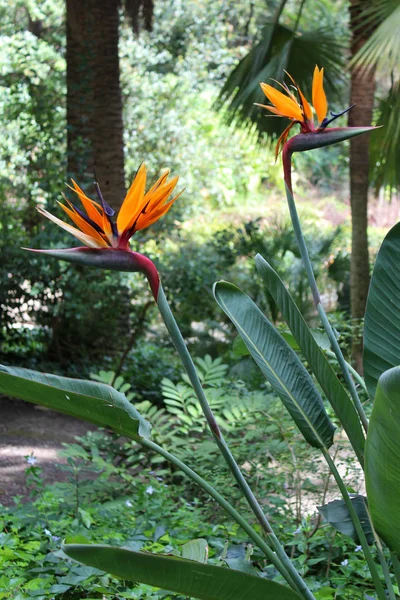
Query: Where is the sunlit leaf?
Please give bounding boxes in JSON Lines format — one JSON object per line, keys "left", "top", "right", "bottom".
{"left": 0, "top": 365, "right": 150, "bottom": 439}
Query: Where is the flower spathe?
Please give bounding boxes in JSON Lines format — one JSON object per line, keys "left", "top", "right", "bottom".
{"left": 37, "top": 164, "right": 182, "bottom": 251}
{"left": 32, "top": 164, "right": 182, "bottom": 300}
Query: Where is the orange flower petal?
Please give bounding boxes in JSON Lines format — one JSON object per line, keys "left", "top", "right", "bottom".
{"left": 255, "top": 103, "right": 285, "bottom": 116}
{"left": 116, "top": 164, "right": 147, "bottom": 233}
{"left": 68, "top": 180, "right": 104, "bottom": 228}
{"left": 37, "top": 207, "right": 105, "bottom": 248}
{"left": 136, "top": 190, "right": 183, "bottom": 231}
{"left": 260, "top": 83, "right": 304, "bottom": 121}
{"left": 144, "top": 176, "right": 179, "bottom": 209}
{"left": 283, "top": 71, "right": 313, "bottom": 122}
{"left": 145, "top": 170, "right": 170, "bottom": 196}
{"left": 312, "top": 66, "right": 328, "bottom": 124}
{"left": 57, "top": 202, "right": 110, "bottom": 247}
{"left": 298, "top": 88, "right": 313, "bottom": 121}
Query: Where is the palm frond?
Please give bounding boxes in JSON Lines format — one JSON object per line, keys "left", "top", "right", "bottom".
{"left": 350, "top": 0, "right": 400, "bottom": 74}
{"left": 370, "top": 81, "right": 400, "bottom": 193}
{"left": 216, "top": 23, "right": 347, "bottom": 140}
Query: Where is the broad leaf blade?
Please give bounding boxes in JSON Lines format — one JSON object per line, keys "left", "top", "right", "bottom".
{"left": 318, "top": 496, "right": 374, "bottom": 544}
{"left": 363, "top": 222, "right": 400, "bottom": 399}
{"left": 0, "top": 365, "right": 150, "bottom": 439}
{"left": 213, "top": 281, "right": 335, "bottom": 449}
{"left": 256, "top": 255, "right": 365, "bottom": 464}
{"left": 365, "top": 366, "right": 400, "bottom": 555}
{"left": 64, "top": 545, "right": 301, "bottom": 599}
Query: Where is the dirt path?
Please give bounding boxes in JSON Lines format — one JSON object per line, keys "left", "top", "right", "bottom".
{"left": 0, "top": 396, "right": 95, "bottom": 506}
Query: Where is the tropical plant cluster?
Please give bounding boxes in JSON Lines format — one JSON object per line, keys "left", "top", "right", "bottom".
{"left": 2, "top": 1, "right": 400, "bottom": 599}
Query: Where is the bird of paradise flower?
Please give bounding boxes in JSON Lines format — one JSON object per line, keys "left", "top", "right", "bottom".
{"left": 31, "top": 164, "right": 182, "bottom": 298}
{"left": 37, "top": 164, "right": 182, "bottom": 250}
{"left": 257, "top": 66, "right": 374, "bottom": 190}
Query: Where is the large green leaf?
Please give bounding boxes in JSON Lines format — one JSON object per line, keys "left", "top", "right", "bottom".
{"left": 213, "top": 281, "right": 335, "bottom": 449}
{"left": 363, "top": 222, "right": 400, "bottom": 399}
{"left": 365, "top": 366, "right": 400, "bottom": 555}
{"left": 0, "top": 365, "right": 150, "bottom": 439}
{"left": 256, "top": 255, "right": 365, "bottom": 464}
{"left": 64, "top": 544, "right": 301, "bottom": 599}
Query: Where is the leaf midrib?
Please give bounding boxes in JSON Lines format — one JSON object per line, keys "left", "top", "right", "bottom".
{"left": 217, "top": 291, "right": 327, "bottom": 448}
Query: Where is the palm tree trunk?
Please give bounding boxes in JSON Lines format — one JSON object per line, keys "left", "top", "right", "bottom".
{"left": 92, "top": 1, "right": 126, "bottom": 207}
{"left": 66, "top": 0, "right": 125, "bottom": 209}
{"left": 348, "top": 0, "right": 376, "bottom": 372}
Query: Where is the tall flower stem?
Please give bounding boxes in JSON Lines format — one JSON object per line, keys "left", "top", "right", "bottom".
{"left": 157, "top": 283, "right": 316, "bottom": 600}
{"left": 321, "top": 449, "right": 387, "bottom": 600}
{"left": 325, "top": 350, "right": 368, "bottom": 396}
{"left": 390, "top": 553, "right": 400, "bottom": 591}
{"left": 138, "top": 437, "right": 298, "bottom": 590}
{"left": 284, "top": 182, "right": 369, "bottom": 434}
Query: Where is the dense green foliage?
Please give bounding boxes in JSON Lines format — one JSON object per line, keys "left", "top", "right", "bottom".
{"left": 0, "top": 362, "right": 379, "bottom": 599}
{"left": 2, "top": 1, "right": 399, "bottom": 599}
{"left": 0, "top": 0, "right": 354, "bottom": 371}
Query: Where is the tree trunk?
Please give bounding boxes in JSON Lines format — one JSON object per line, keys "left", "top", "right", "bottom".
{"left": 348, "top": 0, "right": 376, "bottom": 372}
{"left": 66, "top": 0, "right": 126, "bottom": 209}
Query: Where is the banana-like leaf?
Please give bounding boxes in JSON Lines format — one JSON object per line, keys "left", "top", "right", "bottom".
{"left": 318, "top": 496, "right": 374, "bottom": 544}
{"left": 363, "top": 222, "right": 400, "bottom": 399}
{"left": 256, "top": 255, "right": 365, "bottom": 464}
{"left": 64, "top": 544, "right": 301, "bottom": 599}
{"left": 213, "top": 281, "right": 335, "bottom": 449}
{"left": 365, "top": 366, "right": 400, "bottom": 556}
{"left": 0, "top": 365, "right": 150, "bottom": 439}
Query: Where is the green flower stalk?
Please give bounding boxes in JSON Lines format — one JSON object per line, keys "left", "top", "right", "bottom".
{"left": 258, "top": 67, "right": 392, "bottom": 599}
{"left": 258, "top": 66, "right": 374, "bottom": 430}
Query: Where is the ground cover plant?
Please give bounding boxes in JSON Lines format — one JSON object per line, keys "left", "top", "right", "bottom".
{"left": 2, "top": 63, "right": 400, "bottom": 600}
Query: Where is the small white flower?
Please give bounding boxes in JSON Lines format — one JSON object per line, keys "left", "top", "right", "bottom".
{"left": 293, "top": 527, "right": 302, "bottom": 535}
{"left": 44, "top": 528, "right": 52, "bottom": 536}
{"left": 145, "top": 486, "right": 154, "bottom": 495}
{"left": 125, "top": 500, "right": 133, "bottom": 507}
{"left": 355, "top": 545, "right": 362, "bottom": 552}
{"left": 341, "top": 559, "right": 348, "bottom": 566}
{"left": 26, "top": 455, "right": 37, "bottom": 465}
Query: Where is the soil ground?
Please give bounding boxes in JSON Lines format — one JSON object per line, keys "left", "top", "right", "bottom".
{"left": 0, "top": 395, "right": 95, "bottom": 506}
